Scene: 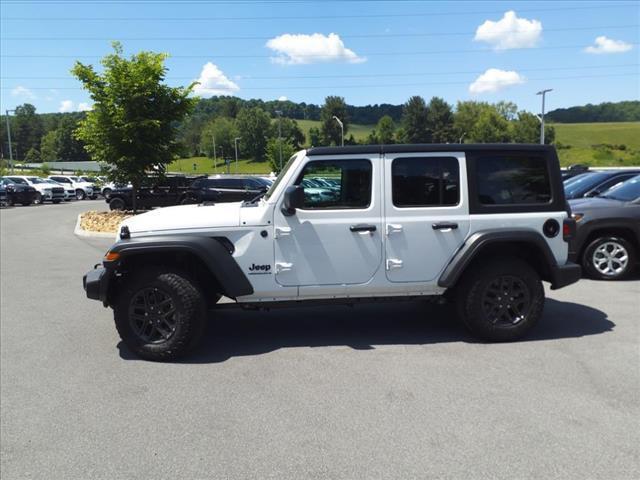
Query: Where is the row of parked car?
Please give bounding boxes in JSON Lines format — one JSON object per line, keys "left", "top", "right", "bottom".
{"left": 0, "top": 174, "right": 102, "bottom": 207}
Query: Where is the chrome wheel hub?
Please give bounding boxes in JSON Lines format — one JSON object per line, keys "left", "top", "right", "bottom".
{"left": 592, "top": 242, "right": 628, "bottom": 276}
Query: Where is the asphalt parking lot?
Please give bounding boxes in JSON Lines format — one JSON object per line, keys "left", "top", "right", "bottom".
{"left": 1, "top": 200, "right": 639, "bottom": 479}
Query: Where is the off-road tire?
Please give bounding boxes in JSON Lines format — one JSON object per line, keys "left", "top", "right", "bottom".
{"left": 582, "top": 236, "right": 636, "bottom": 280}
{"left": 114, "top": 268, "right": 206, "bottom": 361}
{"left": 109, "top": 197, "right": 125, "bottom": 211}
{"left": 456, "top": 257, "right": 544, "bottom": 342}
{"left": 76, "top": 189, "right": 86, "bottom": 200}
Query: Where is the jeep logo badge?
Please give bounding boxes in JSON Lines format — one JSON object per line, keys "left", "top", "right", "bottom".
{"left": 248, "top": 263, "right": 271, "bottom": 274}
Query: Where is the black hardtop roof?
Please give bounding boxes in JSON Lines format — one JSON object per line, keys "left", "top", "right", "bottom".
{"left": 306, "top": 143, "right": 554, "bottom": 156}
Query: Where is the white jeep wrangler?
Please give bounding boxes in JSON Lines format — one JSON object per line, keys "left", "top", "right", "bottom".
{"left": 84, "top": 144, "right": 581, "bottom": 361}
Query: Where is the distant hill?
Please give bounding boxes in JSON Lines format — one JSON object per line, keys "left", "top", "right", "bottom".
{"left": 546, "top": 101, "right": 640, "bottom": 123}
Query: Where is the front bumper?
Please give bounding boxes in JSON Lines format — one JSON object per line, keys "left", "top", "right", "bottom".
{"left": 549, "top": 262, "right": 581, "bottom": 290}
{"left": 83, "top": 267, "right": 112, "bottom": 305}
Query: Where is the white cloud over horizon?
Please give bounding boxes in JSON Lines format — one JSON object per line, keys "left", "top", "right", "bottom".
{"left": 584, "top": 36, "right": 633, "bottom": 54}
{"left": 192, "top": 62, "right": 240, "bottom": 97}
{"left": 78, "top": 102, "right": 92, "bottom": 111}
{"left": 58, "top": 100, "right": 75, "bottom": 112}
{"left": 278, "top": 96, "right": 288, "bottom": 101}
{"left": 11, "top": 85, "right": 36, "bottom": 100}
{"left": 474, "top": 11, "right": 542, "bottom": 50}
{"left": 266, "top": 33, "right": 366, "bottom": 65}
{"left": 469, "top": 68, "right": 525, "bottom": 94}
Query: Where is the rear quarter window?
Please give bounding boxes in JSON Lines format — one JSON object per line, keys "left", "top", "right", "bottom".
{"left": 476, "top": 155, "right": 551, "bottom": 205}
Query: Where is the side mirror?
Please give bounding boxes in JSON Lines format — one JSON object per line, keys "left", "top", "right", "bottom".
{"left": 281, "top": 185, "right": 305, "bottom": 216}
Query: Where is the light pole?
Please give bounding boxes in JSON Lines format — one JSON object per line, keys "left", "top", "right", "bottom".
{"left": 332, "top": 115, "right": 344, "bottom": 146}
{"left": 275, "top": 110, "right": 283, "bottom": 170}
{"left": 211, "top": 133, "right": 217, "bottom": 173}
{"left": 536, "top": 88, "right": 552, "bottom": 144}
{"left": 458, "top": 132, "right": 466, "bottom": 144}
{"left": 234, "top": 137, "right": 241, "bottom": 174}
{"left": 5, "top": 109, "right": 16, "bottom": 173}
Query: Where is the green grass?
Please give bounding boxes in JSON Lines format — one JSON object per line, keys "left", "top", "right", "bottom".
{"left": 296, "top": 119, "right": 374, "bottom": 143}
{"left": 169, "top": 157, "right": 273, "bottom": 174}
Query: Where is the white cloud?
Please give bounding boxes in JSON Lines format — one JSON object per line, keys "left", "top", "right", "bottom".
{"left": 278, "top": 96, "right": 288, "bottom": 101}
{"left": 469, "top": 68, "right": 525, "bottom": 94}
{"left": 11, "top": 85, "right": 36, "bottom": 100}
{"left": 474, "top": 11, "right": 542, "bottom": 50}
{"left": 584, "top": 36, "right": 633, "bottom": 54}
{"left": 58, "top": 100, "right": 75, "bottom": 112}
{"left": 266, "top": 33, "right": 366, "bottom": 65}
{"left": 192, "top": 62, "right": 239, "bottom": 97}
{"left": 78, "top": 102, "right": 92, "bottom": 111}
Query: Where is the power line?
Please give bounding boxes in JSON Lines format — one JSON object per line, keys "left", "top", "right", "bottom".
{"left": 2, "top": 63, "right": 637, "bottom": 81}
{"left": 5, "top": 43, "right": 638, "bottom": 59}
{"left": 3, "top": 24, "right": 638, "bottom": 41}
{"left": 2, "top": 72, "right": 637, "bottom": 91}
{"left": 2, "top": 3, "right": 638, "bottom": 20}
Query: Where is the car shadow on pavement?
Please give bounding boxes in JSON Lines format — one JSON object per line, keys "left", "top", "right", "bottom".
{"left": 117, "top": 298, "right": 614, "bottom": 363}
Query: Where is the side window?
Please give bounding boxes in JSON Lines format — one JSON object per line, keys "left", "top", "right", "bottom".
{"left": 296, "top": 159, "right": 372, "bottom": 209}
{"left": 392, "top": 157, "right": 459, "bottom": 207}
{"left": 476, "top": 155, "right": 551, "bottom": 205}
{"left": 596, "top": 175, "right": 634, "bottom": 193}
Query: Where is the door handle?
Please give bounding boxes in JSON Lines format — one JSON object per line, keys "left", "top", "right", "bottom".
{"left": 432, "top": 222, "right": 458, "bottom": 231}
{"left": 350, "top": 224, "right": 377, "bottom": 233}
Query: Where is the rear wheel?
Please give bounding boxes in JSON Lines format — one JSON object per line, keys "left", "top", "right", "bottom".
{"left": 102, "top": 188, "right": 112, "bottom": 199}
{"left": 114, "top": 268, "right": 206, "bottom": 361}
{"left": 109, "top": 197, "right": 125, "bottom": 211}
{"left": 33, "top": 192, "right": 42, "bottom": 205}
{"left": 582, "top": 236, "right": 635, "bottom": 280}
{"left": 76, "top": 189, "right": 86, "bottom": 200}
{"left": 456, "top": 258, "right": 544, "bottom": 342}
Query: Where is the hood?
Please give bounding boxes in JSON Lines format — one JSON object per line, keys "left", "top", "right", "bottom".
{"left": 569, "top": 197, "right": 625, "bottom": 211}
{"left": 121, "top": 202, "right": 243, "bottom": 234}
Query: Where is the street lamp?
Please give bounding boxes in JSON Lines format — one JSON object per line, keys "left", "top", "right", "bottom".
{"left": 211, "top": 133, "right": 217, "bottom": 173}
{"left": 234, "top": 137, "right": 241, "bottom": 174}
{"left": 536, "top": 88, "right": 552, "bottom": 144}
{"left": 5, "top": 109, "right": 16, "bottom": 173}
{"left": 275, "top": 110, "right": 283, "bottom": 170}
{"left": 332, "top": 115, "right": 344, "bottom": 146}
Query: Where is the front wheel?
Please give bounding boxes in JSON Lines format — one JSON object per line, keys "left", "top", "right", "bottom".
{"left": 53, "top": 199, "right": 62, "bottom": 204}
{"left": 114, "top": 268, "right": 206, "bottom": 361}
{"left": 109, "top": 197, "right": 125, "bottom": 211}
{"left": 456, "top": 258, "right": 544, "bottom": 342}
{"left": 582, "top": 236, "right": 635, "bottom": 280}
{"left": 34, "top": 192, "right": 42, "bottom": 204}
{"left": 76, "top": 189, "right": 86, "bottom": 200}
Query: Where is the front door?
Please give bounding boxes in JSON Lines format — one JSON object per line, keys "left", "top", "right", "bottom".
{"left": 273, "top": 155, "right": 383, "bottom": 290}
{"left": 383, "top": 152, "right": 470, "bottom": 283}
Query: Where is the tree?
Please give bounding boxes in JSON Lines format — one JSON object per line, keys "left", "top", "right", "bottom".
{"left": 236, "top": 107, "right": 271, "bottom": 161}
{"left": 377, "top": 115, "right": 396, "bottom": 144}
{"left": 454, "top": 101, "right": 492, "bottom": 142}
{"left": 512, "top": 111, "right": 555, "bottom": 144}
{"left": 400, "top": 96, "right": 429, "bottom": 143}
{"left": 55, "top": 117, "right": 90, "bottom": 161}
{"left": 199, "top": 117, "right": 238, "bottom": 160}
{"left": 308, "top": 127, "right": 322, "bottom": 147}
{"left": 13, "top": 103, "right": 43, "bottom": 159}
{"left": 72, "top": 42, "right": 196, "bottom": 211}
{"left": 265, "top": 137, "right": 295, "bottom": 174}
{"left": 40, "top": 130, "right": 59, "bottom": 162}
{"left": 469, "top": 108, "right": 511, "bottom": 143}
{"left": 425, "top": 97, "right": 454, "bottom": 143}
{"left": 270, "top": 117, "right": 305, "bottom": 149}
{"left": 320, "top": 96, "right": 349, "bottom": 146}
{"left": 495, "top": 101, "right": 518, "bottom": 121}
{"left": 25, "top": 147, "right": 41, "bottom": 163}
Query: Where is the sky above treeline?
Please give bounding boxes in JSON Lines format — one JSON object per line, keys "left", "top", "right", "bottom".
{"left": 1, "top": 0, "right": 639, "bottom": 115}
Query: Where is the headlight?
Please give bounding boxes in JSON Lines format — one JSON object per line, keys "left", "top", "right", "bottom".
{"left": 572, "top": 213, "right": 584, "bottom": 222}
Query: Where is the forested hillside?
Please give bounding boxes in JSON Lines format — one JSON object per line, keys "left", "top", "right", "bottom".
{"left": 546, "top": 101, "right": 640, "bottom": 123}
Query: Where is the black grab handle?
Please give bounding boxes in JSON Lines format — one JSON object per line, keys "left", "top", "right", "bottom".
{"left": 432, "top": 222, "right": 458, "bottom": 230}
{"left": 350, "top": 224, "right": 377, "bottom": 233}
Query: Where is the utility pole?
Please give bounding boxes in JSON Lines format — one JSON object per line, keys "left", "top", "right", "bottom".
{"left": 536, "top": 89, "right": 552, "bottom": 144}
{"left": 332, "top": 115, "right": 344, "bottom": 146}
{"left": 234, "top": 137, "right": 241, "bottom": 174}
{"left": 5, "top": 109, "right": 16, "bottom": 173}
{"left": 275, "top": 110, "right": 283, "bottom": 170}
{"left": 212, "top": 133, "right": 217, "bottom": 173}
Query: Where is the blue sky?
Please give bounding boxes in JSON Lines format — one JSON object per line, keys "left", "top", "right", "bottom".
{"left": 1, "top": 0, "right": 639, "bottom": 115}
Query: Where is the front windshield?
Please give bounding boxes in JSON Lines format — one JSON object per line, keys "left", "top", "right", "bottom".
{"left": 564, "top": 171, "right": 609, "bottom": 198}
{"left": 27, "top": 177, "right": 47, "bottom": 184}
{"left": 264, "top": 153, "right": 298, "bottom": 200}
{"left": 600, "top": 175, "right": 640, "bottom": 202}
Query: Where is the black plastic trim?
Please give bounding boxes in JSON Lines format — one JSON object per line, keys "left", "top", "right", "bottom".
{"left": 106, "top": 235, "right": 253, "bottom": 298}
{"left": 438, "top": 229, "right": 580, "bottom": 290}
{"left": 306, "top": 143, "right": 552, "bottom": 156}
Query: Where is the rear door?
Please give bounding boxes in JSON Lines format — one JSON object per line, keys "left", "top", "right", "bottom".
{"left": 383, "top": 152, "right": 470, "bottom": 283}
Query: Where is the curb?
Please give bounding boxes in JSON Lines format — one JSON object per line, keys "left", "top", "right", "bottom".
{"left": 74, "top": 213, "right": 116, "bottom": 239}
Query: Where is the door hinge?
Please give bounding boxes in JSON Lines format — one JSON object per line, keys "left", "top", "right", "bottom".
{"left": 274, "top": 227, "right": 292, "bottom": 239}
{"left": 275, "top": 262, "right": 293, "bottom": 274}
{"left": 386, "top": 258, "right": 403, "bottom": 270}
{"left": 386, "top": 224, "right": 403, "bottom": 236}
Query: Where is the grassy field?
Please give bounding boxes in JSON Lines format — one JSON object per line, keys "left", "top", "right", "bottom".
{"left": 171, "top": 121, "right": 640, "bottom": 174}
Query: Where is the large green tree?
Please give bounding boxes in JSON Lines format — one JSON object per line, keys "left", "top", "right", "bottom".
{"left": 199, "top": 117, "right": 239, "bottom": 160}
{"left": 320, "top": 96, "right": 349, "bottom": 146}
{"left": 400, "top": 96, "right": 429, "bottom": 143}
{"left": 236, "top": 107, "right": 271, "bottom": 161}
{"left": 469, "top": 109, "right": 512, "bottom": 143}
{"left": 71, "top": 43, "right": 196, "bottom": 210}
{"left": 12, "top": 104, "right": 43, "bottom": 159}
{"left": 425, "top": 97, "right": 455, "bottom": 143}
{"left": 270, "top": 117, "right": 305, "bottom": 149}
